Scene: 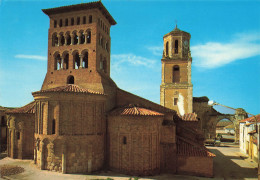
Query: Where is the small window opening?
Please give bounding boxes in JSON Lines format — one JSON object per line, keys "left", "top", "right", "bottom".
{"left": 17, "top": 132, "right": 20, "bottom": 140}
{"left": 123, "top": 136, "right": 127, "bottom": 144}
{"left": 83, "top": 16, "right": 86, "bottom": 24}
{"left": 77, "top": 17, "right": 80, "bottom": 25}
{"left": 52, "top": 33, "right": 58, "bottom": 47}
{"left": 67, "top": 75, "right": 74, "bottom": 84}
{"left": 87, "top": 31, "right": 91, "bottom": 43}
{"left": 174, "top": 98, "right": 178, "bottom": 105}
{"left": 172, "top": 65, "right": 180, "bottom": 83}
{"left": 54, "top": 54, "right": 61, "bottom": 70}
{"left": 100, "top": 55, "right": 103, "bottom": 70}
{"left": 71, "top": 18, "right": 74, "bottom": 25}
{"left": 54, "top": 20, "right": 57, "bottom": 28}
{"left": 83, "top": 52, "right": 88, "bottom": 68}
{"left": 65, "top": 19, "right": 68, "bottom": 26}
{"left": 89, "top": 15, "right": 92, "bottom": 23}
{"left": 74, "top": 53, "right": 80, "bottom": 69}
{"left": 64, "top": 54, "right": 69, "bottom": 69}
{"left": 73, "top": 32, "right": 78, "bottom": 44}
{"left": 1, "top": 116, "right": 5, "bottom": 126}
{"left": 80, "top": 32, "right": 85, "bottom": 44}
{"left": 59, "top": 19, "right": 62, "bottom": 27}
{"left": 60, "top": 34, "right": 65, "bottom": 46}
{"left": 174, "top": 40, "right": 178, "bottom": 54}
{"left": 66, "top": 33, "right": 71, "bottom": 45}
{"left": 52, "top": 119, "right": 56, "bottom": 134}
{"left": 166, "top": 41, "right": 169, "bottom": 56}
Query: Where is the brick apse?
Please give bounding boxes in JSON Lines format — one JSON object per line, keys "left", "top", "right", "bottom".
{"left": 4, "top": 1, "right": 215, "bottom": 178}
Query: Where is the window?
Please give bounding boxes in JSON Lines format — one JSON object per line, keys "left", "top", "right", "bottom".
{"left": 52, "top": 119, "right": 55, "bottom": 134}
{"left": 174, "top": 40, "right": 178, "bottom": 54}
{"left": 89, "top": 15, "right": 92, "bottom": 23}
{"left": 74, "top": 52, "right": 80, "bottom": 69}
{"left": 166, "top": 42, "right": 169, "bottom": 56}
{"left": 65, "top": 19, "right": 68, "bottom": 26}
{"left": 83, "top": 16, "right": 86, "bottom": 24}
{"left": 87, "top": 31, "right": 91, "bottom": 43}
{"left": 60, "top": 34, "right": 65, "bottom": 46}
{"left": 123, "top": 136, "right": 127, "bottom": 144}
{"left": 17, "top": 132, "right": 20, "bottom": 140}
{"left": 67, "top": 75, "right": 74, "bottom": 84}
{"left": 54, "top": 54, "right": 61, "bottom": 70}
{"left": 100, "top": 55, "right": 103, "bottom": 70}
{"left": 64, "top": 54, "right": 69, "bottom": 69}
{"left": 172, "top": 65, "right": 180, "bottom": 83}
{"left": 66, "top": 32, "right": 71, "bottom": 45}
{"left": 174, "top": 98, "right": 178, "bottom": 105}
{"left": 54, "top": 20, "right": 57, "bottom": 28}
{"left": 83, "top": 52, "right": 88, "bottom": 68}
{"left": 71, "top": 18, "right": 74, "bottom": 25}
{"left": 73, "top": 32, "right": 78, "bottom": 45}
{"left": 77, "top": 17, "right": 80, "bottom": 25}
{"left": 59, "top": 19, "right": 62, "bottom": 27}
{"left": 103, "top": 58, "right": 107, "bottom": 73}
{"left": 1, "top": 116, "right": 5, "bottom": 126}
{"left": 52, "top": 33, "right": 58, "bottom": 47}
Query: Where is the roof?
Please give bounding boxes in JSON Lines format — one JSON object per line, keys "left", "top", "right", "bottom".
{"left": 109, "top": 104, "right": 164, "bottom": 117}
{"left": 42, "top": 1, "right": 116, "bottom": 25}
{"left": 193, "top": 96, "right": 209, "bottom": 103}
{"left": 32, "top": 84, "right": 104, "bottom": 95}
{"left": 248, "top": 130, "right": 257, "bottom": 134}
{"left": 177, "top": 137, "right": 215, "bottom": 157}
{"left": 217, "top": 121, "right": 232, "bottom": 127}
{"left": 164, "top": 25, "right": 190, "bottom": 38}
{"left": 181, "top": 113, "right": 198, "bottom": 122}
{"left": 240, "top": 114, "right": 260, "bottom": 123}
{"left": 224, "top": 124, "right": 234, "bottom": 129}
{"left": 6, "top": 101, "right": 35, "bottom": 114}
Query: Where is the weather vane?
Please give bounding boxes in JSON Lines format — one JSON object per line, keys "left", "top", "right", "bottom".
{"left": 175, "top": 20, "right": 178, "bottom": 28}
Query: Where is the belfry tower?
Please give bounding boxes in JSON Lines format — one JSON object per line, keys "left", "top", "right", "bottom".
{"left": 41, "top": 2, "right": 116, "bottom": 93}
{"left": 160, "top": 26, "right": 193, "bottom": 115}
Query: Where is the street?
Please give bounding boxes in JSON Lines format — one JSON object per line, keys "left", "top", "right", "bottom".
{"left": 0, "top": 143, "right": 258, "bottom": 180}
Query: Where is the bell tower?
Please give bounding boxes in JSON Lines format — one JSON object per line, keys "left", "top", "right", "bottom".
{"left": 160, "top": 25, "right": 193, "bottom": 115}
{"left": 41, "top": 2, "right": 116, "bottom": 93}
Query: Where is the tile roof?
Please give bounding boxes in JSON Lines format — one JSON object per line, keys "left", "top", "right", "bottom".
{"left": 240, "top": 114, "right": 260, "bottom": 123}
{"left": 42, "top": 1, "right": 116, "bottom": 25}
{"left": 224, "top": 124, "right": 234, "bottom": 129}
{"left": 216, "top": 121, "right": 232, "bottom": 127}
{"left": 181, "top": 113, "right": 198, "bottom": 121}
{"left": 6, "top": 101, "right": 35, "bottom": 114}
{"left": 110, "top": 105, "right": 164, "bottom": 116}
{"left": 32, "top": 85, "right": 104, "bottom": 95}
{"left": 177, "top": 137, "right": 215, "bottom": 157}
{"left": 248, "top": 130, "right": 257, "bottom": 134}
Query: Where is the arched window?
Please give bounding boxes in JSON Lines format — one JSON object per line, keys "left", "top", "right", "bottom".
{"left": 87, "top": 31, "right": 91, "bottom": 43}
{"left": 83, "top": 52, "right": 88, "bottom": 68}
{"left": 59, "top": 19, "right": 62, "bottom": 27}
{"left": 67, "top": 75, "right": 74, "bottom": 84}
{"left": 166, "top": 41, "right": 169, "bottom": 56}
{"left": 71, "top": 18, "right": 74, "bottom": 25}
{"left": 77, "top": 17, "right": 80, "bottom": 25}
{"left": 64, "top": 54, "right": 69, "bottom": 70}
{"left": 73, "top": 32, "right": 78, "bottom": 45}
{"left": 172, "top": 65, "right": 180, "bottom": 83}
{"left": 74, "top": 52, "right": 80, "bottom": 69}
{"left": 175, "top": 40, "right": 178, "bottom": 54}
{"left": 52, "top": 119, "right": 55, "bottom": 134}
{"left": 52, "top": 33, "right": 58, "bottom": 47}
{"left": 54, "top": 54, "right": 61, "bottom": 70}
{"left": 89, "top": 15, "right": 92, "bottom": 23}
{"left": 60, "top": 33, "right": 65, "bottom": 46}
{"left": 66, "top": 32, "right": 71, "bottom": 45}
{"left": 65, "top": 19, "right": 68, "bottom": 26}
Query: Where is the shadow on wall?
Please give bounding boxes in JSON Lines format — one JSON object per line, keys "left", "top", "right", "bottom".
{"left": 209, "top": 148, "right": 257, "bottom": 179}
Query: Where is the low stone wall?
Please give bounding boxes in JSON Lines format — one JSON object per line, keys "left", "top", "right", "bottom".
{"left": 177, "top": 156, "right": 213, "bottom": 177}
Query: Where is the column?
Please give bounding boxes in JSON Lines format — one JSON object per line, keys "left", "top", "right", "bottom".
{"left": 62, "top": 143, "right": 66, "bottom": 174}
{"left": 11, "top": 129, "right": 15, "bottom": 158}
{"left": 78, "top": 33, "right": 82, "bottom": 44}
{"left": 84, "top": 33, "right": 87, "bottom": 44}
{"left": 79, "top": 55, "right": 83, "bottom": 68}
{"left": 77, "top": 33, "right": 80, "bottom": 45}
{"left": 71, "top": 34, "right": 75, "bottom": 45}
{"left": 64, "top": 35, "right": 68, "bottom": 46}
{"left": 40, "top": 141, "right": 45, "bottom": 170}
{"left": 61, "top": 58, "right": 64, "bottom": 70}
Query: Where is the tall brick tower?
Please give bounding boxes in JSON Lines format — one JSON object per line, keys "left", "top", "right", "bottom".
{"left": 160, "top": 26, "right": 193, "bottom": 115}
{"left": 41, "top": 2, "right": 116, "bottom": 93}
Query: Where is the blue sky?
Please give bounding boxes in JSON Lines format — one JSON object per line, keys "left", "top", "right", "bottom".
{"left": 0, "top": 0, "right": 259, "bottom": 115}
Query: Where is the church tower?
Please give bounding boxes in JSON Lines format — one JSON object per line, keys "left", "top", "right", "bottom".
{"left": 160, "top": 26, "right": 193, "bottom": 115}
{"left": 41, "top": 2, "right": 116, "bottom": 93}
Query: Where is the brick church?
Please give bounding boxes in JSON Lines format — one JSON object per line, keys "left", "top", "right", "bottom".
{"left": 0, "top": 1, "right": 215, "bottom": 177}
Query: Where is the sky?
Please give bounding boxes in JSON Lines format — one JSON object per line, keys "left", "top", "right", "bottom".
{"left": 0, "top": 0, "right": 259, "bottom": 115}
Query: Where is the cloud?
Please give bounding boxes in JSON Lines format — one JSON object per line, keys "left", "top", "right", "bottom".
{"left": 111, "top": 54, "right": 156, "bottom": 70}
{"left": 191, "top": 33, "right": 260, "bottom": 68}
{"left": 15, "top": 54, "right": 47, "bottom": 61}
{"left": 146, "top": 46, "right": 163, "bottom": 56}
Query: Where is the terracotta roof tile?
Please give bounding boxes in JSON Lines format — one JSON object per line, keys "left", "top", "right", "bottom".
{"left": 33, "top": 85, "right": 104, "bottom": 95}
{"left": 224, "top": 124, "right": 234, "bottom": 129}
{"left": 6, "top": 101, "right": 35, "bottom": 114}
{"left": 248, "top": 130, "right": 257, "bottom": 134}
{"left": 181, "top": 113, "right": 198, "bottom": 121}
{"left": 240, "top": 114, "right": 260, "bottom": 123}
{"left": 110, "top": 105, "right": 164, "bottom": 116}
{"left": 216, "top": 121, "right": 232, "bottom": 127}
{"left": 177, "top": 137, "right": 215, "bottom": 157}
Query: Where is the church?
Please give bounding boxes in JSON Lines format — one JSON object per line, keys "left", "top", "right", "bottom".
{"left": 1, "top": 1, "right": 215, "bottom": 177}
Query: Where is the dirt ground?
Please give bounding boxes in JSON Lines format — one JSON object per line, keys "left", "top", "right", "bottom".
{"left": 0, "top": 143, "right": 257, "bottom": 180}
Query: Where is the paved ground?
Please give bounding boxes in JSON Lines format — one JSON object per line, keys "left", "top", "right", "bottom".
{"left": 0, "top": 143, "right": 258, "bottom": 180}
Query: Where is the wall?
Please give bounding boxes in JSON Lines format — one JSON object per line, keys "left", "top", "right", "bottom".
{"left": 177, "top": 156, "right": 213, "bottom": 177}
{"left": 108, "top": 115, "right": 163, "bottom": 175}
